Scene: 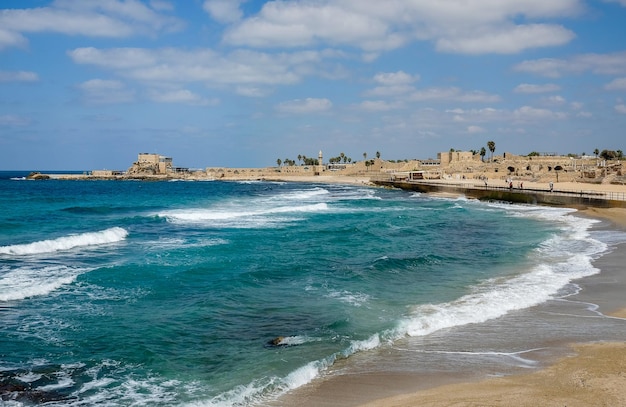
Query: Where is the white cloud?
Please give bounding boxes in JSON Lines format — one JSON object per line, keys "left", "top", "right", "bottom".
{"left": 467, "top": 125, "right": 484, "bottom": 133}
{"left": 77, "top": 79, "right": 135, "bottom": 104}
{"left": 236, "top": 86, "right": 270, "bottom": 98}
{"left": 68, "top": 47, "right": 345, "bottom": 88}
{"left": 445, "top": 107, "right": 502, "bottom": 123}
{"left": 514, "top": 51, "right": 626, "bottom": 77}
{"left": 0, "top": 28, "right": 27, "bottom": 50}
{"left": 373, "top": 71, "right": 419, "bottom": 86}
{"left": 276, "top": 98, "right": 333, "bottom": 114}
{"left": 543, "top": 95, "right": 567, "bottom": 105}
{"left": 358, "top": 100, "right": 402, "bottom": 111}
{"left": 149, "top": 1, "right": 174, "bottom": 12}
{"left": 615, "top": 104, "right": 626, "bottom": 114}
{"left": 409, "top": 87, "right": 500, "bottom": 103}
{"left": 0, "top": 70, "right": 39, "bottom": 82}
{"left": 222, "top": 0, "right": 581, "bottom": 55}
{"left": 147, "top": 89, "right": 218, "bottom": 106}
{"left": 436, "top": 24, "right": 575, "bottom": 55}
{"left": 513, "top": 106, "right": 568, "bottom": 121}
{"left": 605, "top": 77, "right": 626, "bottom": 90}
{"left": 0, "top": 0, "right": 183, "bottom": 50}
{"left": 514, "top": 83, "right": 561, "bottom": 94}
{"left": 203, "top": 0, "right": 244, "bottom": 23}
{"left": 364, "top": 71, "right": 419, "bottom": 97}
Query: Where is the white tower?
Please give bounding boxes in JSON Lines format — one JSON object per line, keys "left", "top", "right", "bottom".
{"left": 318, "top": 150, "right": 323, "bottom": 174}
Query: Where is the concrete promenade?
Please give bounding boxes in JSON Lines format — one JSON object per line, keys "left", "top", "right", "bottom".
{"left": 371, "top": 178, "right": 626, "bottom": 209}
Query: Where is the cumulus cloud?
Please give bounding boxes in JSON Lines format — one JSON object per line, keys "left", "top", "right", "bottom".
{"left": 0, "top": 0, "right": 183, "bottom": 50}
{"left": 467, "top": 125, "right": 484, "bottom": 133}
{"left": 0, "top": 28, "right": 27, "bottom": 50}
{"left": 605, "top": 77, "right": 626, "bottom": 90}
{"left": 147, "top": 89, "right": 218, "bottom": 106}
{"left": 513, "top": 106, "right": 568, "bottom": 121}
{"left": 68, "top": 47, "right": 345, "bottom": 88}
{"left": 543, "top": 95, "right": 567, "bottom": 105}
{"left": 77, "top": 79, "right": 135, "bottom": 104}
{"left": 514, "top": 51, "right": 626, "bottom": 77}
{"left": 409, "top": 87, "right": 500, "bottom": 103}
{"left": 358, "top": 100, "right": 402, "bottom": 111}
{"left": 222, "top": 0, "right": 581, "bottom": 55}
{"left": 364, "top": 71, "right": 419, "bottom": 97}
{"left": 373, "top": 71, "right": 419, "bottom": 86}
{"left": 0, "top": 70, "right": 39, "bottom": 82}
{"left": 436, "top": 24, "right": 575, "bottom": 54}
{"left": 445, "top": 107, "right": 502, "bottom": 123}
{"left": 514, "top": 83, "right": 561, "bottom": 93}
{"left": 203, "top": 0, "right": 244, "bottom": 23}
{"left": 276, "top": 98, "right": 333, "bottom": 114}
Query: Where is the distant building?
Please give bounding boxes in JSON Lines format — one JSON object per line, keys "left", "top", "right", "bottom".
{"left": 438, "top": 151, "right": 475, "bottom": 167}
{"left": 137, "top": 153, "right": 173, "bottom": 174}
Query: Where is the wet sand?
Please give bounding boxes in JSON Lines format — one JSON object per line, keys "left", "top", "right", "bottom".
{"left": 359, "top": 341, "right": 626, "bottom": 407}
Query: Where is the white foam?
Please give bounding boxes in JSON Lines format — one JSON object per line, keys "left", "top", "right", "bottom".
{"left": 0, "top": 265, "right": 89, "bottom": 301}
{"left": 0, "top": 227, "right": 128, "bottom": 256}
{"left": 392, "top": 205, "right": 607, "bottom": 339}
{"left": 273, "top": 335, "right": 322, "bottom": 346}
{"left": 326, "top": 289, "right": 371, "bottom": 307}
{"left": 160, "top": 203, "right": 328, "bottom": 228}
{"left": 343, "top": 334, "right": 381, "bottom": 356}
{"left": 279, "top": 187, "right": 329, "bottom": 201}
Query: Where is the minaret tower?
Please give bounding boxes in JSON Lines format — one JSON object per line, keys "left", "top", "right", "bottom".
{"left": 318, "top": 150, "right": 323, "bottom": 174}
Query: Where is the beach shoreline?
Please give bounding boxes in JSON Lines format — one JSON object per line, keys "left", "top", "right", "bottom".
{"left": 271, "top": 180, "right": 626, "bottom": 407}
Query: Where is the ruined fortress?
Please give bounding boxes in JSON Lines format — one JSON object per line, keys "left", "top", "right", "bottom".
{"left": 51, "top": 151, "right": 624, "bottom": 185}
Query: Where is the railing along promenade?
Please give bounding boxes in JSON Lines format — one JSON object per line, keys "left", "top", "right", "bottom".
{"left": 369, "top": 174, "right": 626, "bottom": 208}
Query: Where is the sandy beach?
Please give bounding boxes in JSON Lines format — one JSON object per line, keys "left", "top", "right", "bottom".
{"left": 273, "top": 178, "right": 626, "bottom": 407}
{"left": 358, "top": 341, "right": 626, "bottom": 407}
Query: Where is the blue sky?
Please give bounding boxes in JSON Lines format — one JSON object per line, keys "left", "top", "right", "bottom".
{"left": 1, "top": 0, "right": 626, "bottom": 170}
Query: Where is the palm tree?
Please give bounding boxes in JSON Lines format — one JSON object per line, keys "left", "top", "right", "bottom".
{"left": 376, "top": 151, "right": 381, "bottom": 159}
{"left": 593, "top": 148, "right": 599, "bottom": 158}
{"left": 297, "top": 154, "right": 302, "bottom": 164}
{"left": 487, "top": 141, "right": 496, "bottom": 162}
{"left": 480, "top": 147, "right": 486, "bottom": 162}
{"left": 276, "top": 158, "right": 282, "bottom": 167}
{"left": 363, "top": 152, "right": 367, "bottom": 161}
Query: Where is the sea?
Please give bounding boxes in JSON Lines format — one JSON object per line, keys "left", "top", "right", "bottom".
{"left": 1, "top": 170, "right": 626, "bottom": 406}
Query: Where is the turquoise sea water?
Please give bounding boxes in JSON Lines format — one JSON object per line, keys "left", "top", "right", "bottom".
{"left": 1, "top": 172, "right": 624, "bottom": 406}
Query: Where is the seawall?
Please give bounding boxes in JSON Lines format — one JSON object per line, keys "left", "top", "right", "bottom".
{"left": 372, "top": 180, "right": 626, "bottom": 209}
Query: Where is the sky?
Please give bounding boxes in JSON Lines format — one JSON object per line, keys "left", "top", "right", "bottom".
{"left": 1, "top": 0, "right": 626, "bottom": 170}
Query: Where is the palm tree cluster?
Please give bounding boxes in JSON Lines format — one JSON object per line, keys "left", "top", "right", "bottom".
{"left": 594, "top": 149, "right": 624, "bottom": 160}
{"left": 276, "top": 151, "right": 383, "bottom": 167}
{"left": 328, "top": 152, "right": 351, "bottom": 164}
{"left": 277, "top": 154, "right": 318, "bottom": 167}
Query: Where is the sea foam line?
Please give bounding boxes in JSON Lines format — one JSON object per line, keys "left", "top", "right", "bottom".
{"left": 188, "top": 203, "right": 609, "bottom": 407}
{"left": 0, "top": 265, "right": 90, "bottom": 301}
{"left": 0, "top": 227, "right": 128, "bottom": 255}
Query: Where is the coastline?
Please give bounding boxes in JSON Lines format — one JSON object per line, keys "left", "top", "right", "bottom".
{"left": 26, "top": 170, "right": 626, "bottom": 406}
{"left": 353, "top": 211, "right": 626, "bottom": 407}
{"left": 272, "top": 185, "right": 626, "bottom": 407}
